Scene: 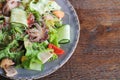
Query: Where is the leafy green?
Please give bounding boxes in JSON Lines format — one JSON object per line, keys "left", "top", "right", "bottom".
{"left": 24, "top": 37, "right": 48, "bottom": 56}
{"left": 49, "top": 33, "right": 59, "bottom": 47}
{"left": 31, "top": 11, "right": 41, "bottom": 22}
{"left": 54, "top": 20, "right": 63, "bottom": 28}
{"left": 0, "top": 40, "right": 24, "bottom": 64}
{"left": 48, "top": 53, "right": 58, "bottom": 62}
{"left": 29, "top": 57, "right": 43, "bottom": 71}
{"left": 29, "top": 0, "right": 49, "bottom": 14}
{"left": 22, "top": 37, "right": 51, "bottom": 70}
{"left": 21, "top": 56, "right": 31, "bottom": 69}
{"left": 0, "top": 27, "right": 12, "bottom": 50}
{"left": 22, "top": 37, "right": 58, "bottom": 70}
{"left": 11, "top": 23, "right": 25, "bottom": 40}
{"left": 48, "top": 27, "right": 60, "bottom": 47}
{"left": 44, "top": 14, "right": 63, "bottom": 46}
{"left": 0, "top": 19, "right": 26, "bottom": 64}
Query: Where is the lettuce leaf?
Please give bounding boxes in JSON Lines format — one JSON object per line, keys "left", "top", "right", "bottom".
{"left": 0, "top": 27, "right": 12, "bottom": 50}
{"left": 10, "top": 23, "right": 25, "bottom": 40}
{"left": 22, "top": 56, "right": 43, "bottom": 71}
{"left": 0, "top": 40, "right": 24, "bottom": 64}
{"left": 24, "top": 37, "right": 48, "bottom": 56}
{"left": 29, "top": 0, "right": 61, "bottom": 15}
{"left": 48, "top": 53, "right": 58, "bottom": 62}
{"left": 48, "top": 27, "right": 60, "bottom": 47}
{"left": 23, "top": 37, "right": 53, "bottom": 70}
{"left": 29, "top": 0, "right": 49, "bottom": 14}
{"left": 29, "top": 57, "right": 43, "bottom": 71}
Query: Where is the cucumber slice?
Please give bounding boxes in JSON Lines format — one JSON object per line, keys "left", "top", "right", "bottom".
{"left": 57, "top": 25, "right": 70, "bottom": 44}
{"left": 29, "top": 58, "right": 43, "bottom": 71}
{"left": 10, "top": 8, "right": 28, "bottom": 26}
{"left": 59, "top": 39, "right": 70, "bottom": 44}
{"left": 37, "top": 51, "right": 53, "bottom": 64}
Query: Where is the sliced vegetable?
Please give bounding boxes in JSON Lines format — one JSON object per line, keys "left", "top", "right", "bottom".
{"left": 10, "top": 8, "right": 28, "bottom": 26}
{"left": 29, "top": 58, "right": 43, "bottom": 71}
{"left": 57, "top": 25, "right": 70, "bottom": 44}
{"left": 37, "top": 50, "right": 53, "bottom": 63}
{"left": 48, "top": 44, "right": 64, "bottom": 55}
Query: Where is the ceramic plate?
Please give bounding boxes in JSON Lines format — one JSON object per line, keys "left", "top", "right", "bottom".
{"left": 0, "top": 0, "right": 80, "bottom": 79}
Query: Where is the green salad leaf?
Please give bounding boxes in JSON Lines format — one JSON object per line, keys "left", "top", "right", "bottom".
{"left": 29, "top": 0, "right": 49, "bottom": 14}
{"left": 29, "top": 57, "right": 43, "bottom": 71}
{"left": 0, "top": 40, "right": 24, "bottom": 64}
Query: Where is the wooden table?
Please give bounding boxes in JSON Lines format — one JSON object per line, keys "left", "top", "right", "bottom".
{"left": 39, "top": 0, "right": 120, "bottom": 80}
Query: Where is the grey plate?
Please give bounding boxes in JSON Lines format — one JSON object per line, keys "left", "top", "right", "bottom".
{"left": 0, "top": 0, "right": 80, "bottom": 79}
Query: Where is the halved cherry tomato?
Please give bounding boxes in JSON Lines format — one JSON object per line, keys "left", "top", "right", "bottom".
{"left": 48, "top": 44, "right": 64, "bottom": 55}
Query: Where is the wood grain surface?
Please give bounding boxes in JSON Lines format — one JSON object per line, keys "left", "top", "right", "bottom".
{"left": 38, "top": 0, "right": 120, "bottom": 80}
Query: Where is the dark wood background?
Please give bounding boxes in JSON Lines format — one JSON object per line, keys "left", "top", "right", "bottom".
{"left": 39, "top": 0, "right": 120, "bottom": 80}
